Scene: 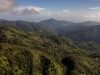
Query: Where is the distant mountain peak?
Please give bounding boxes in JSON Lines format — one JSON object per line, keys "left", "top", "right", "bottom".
{"left": 42, "top": 18, "right": 58, "bottom": 22}
{"left": 41, "top": 18, "right": 75, "bottom": 24}
{"left": 47, "top": 18, "right": 56, "bottom": 21}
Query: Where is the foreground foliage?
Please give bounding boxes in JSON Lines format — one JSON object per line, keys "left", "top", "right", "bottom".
{"left": 0, "top": 27, "right": 100, "bottom": 75}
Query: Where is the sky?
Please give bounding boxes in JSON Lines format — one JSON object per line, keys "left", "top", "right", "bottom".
{"left": 0, "top": 0, "right": 100, "bottom": 22}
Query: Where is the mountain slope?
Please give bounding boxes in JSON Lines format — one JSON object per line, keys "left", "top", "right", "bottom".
{"left": 0, "top": 26, "right": 100, "bottom": 75}
{"left": 58, "top": 25, "right": 100, "bottom": 43}
{"left": 0, "top": 20, "right": 44, "bottom": 32}
{"left": 1, "top": 19, "right": 100, "bottom": 43}
{"left": 39, "top": 19, "right": 75, "bottom": 32}
{"left": 1, "top": 19, "right": 100, "bottom": 54}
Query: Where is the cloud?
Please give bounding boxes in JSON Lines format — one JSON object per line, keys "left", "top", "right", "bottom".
{"left": 89, "top": 7, "right": 100, "bottom": 10}
{"left": 12, "top": 6, "right": 45, "bottom": 15}
{"left": 83, "top": 11, "right": 100, "bottom": 21}
{"left": 0, "top": 0, "right": 42, "bottom": 15}
{"left": 1, "top": 0, "right": 100, "bottom": 22}
{"left": 46, "top": 9, "right": 72, "bottom": 18}
{"left": 0, "top": 7, "right": 85, "bottom": 22}
{"left": 86, "top": 7, "right": 100, "bottom": 21}
{"left": 32, "top": 9, "right": 84, "bottom": 22}
{"left": 62, "top": 9, "right": 71, "bottom": 13}
{"left": 0, "top": 0, "right": 15, "bottom": 13}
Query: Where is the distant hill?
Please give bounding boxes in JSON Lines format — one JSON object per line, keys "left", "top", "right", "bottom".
{"left": 57, "top": 25, "right": 100, "bottom": 43}
{"left": 0, "top": 20, "right": 43, "bottom": 32}
{"left": 39, "top": 19, "right": 75, "bottom": 30}
{"left": 77, "top": 21, "right": 100, "bottom": 26}
{"left": 39, "top": 19, "right": 100, "bottom": 43}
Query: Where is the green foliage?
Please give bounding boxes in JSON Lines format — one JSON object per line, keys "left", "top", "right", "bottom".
{"left": 0, "top": 27, "right": 99, "bottom": 75}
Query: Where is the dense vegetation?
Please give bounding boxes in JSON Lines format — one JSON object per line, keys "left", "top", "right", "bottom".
{"left": 1, "top": 19, "right": 100, "bottom": 44}
{"left": 0, "top": 26, "right": 100, "bottom": 75}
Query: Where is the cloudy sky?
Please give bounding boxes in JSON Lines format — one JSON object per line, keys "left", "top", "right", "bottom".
{"left": 0, "top": 0, "right": 100, "bottom": 22}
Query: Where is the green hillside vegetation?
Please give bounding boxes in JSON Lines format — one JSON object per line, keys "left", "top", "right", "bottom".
{"left": 0, "top": 27, "right": 100, "bottom": 75}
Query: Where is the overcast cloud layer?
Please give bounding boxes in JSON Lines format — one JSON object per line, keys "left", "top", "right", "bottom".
{"left": 0, "top": 0, "right": 100, "bottom": 22}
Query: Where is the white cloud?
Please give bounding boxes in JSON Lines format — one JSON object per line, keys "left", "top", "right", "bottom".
{"left": 0, "top": 0, "right": 15, "bottom": 13}
{"left": 45, "top": 9, "right": 72, "bottom": 18}
{"left": 11, "top": 6, "right": 45, "bottom": 15}
{"left": 85, "top": 7, "right": 100, "bottom": 21}
{"left": 89, "top": 7, "right": 100, "bottom": 10}
{"left": 0, "top": 0, "right": 44, "bottom": 15}
{"left": 83, "top": 11, "right": 100, "bottom": 21}
{"left": 32, "top": 9, "right": 84, "bottom": 22}
{"left": 62, "top": 9, "right": 71, "bottom": 13}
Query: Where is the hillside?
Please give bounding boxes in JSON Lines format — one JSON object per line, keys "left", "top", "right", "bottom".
{"left": 0, "top": 20, "right": 44, "bottom": 32}
{"left": 39, "top": 19, "right": 75, "bottom": 31}
{"left": 1, "top": 19, "right": 100, "bottom": 42}
{"left": 1, "top": 19, "right": 100, "bottom": 54}
{"left": 0, "top": 26, "right": 100, "bottom": 75}
{"left": 39, "top": 19, "right": 100, "bottom": 44}
{"left": 57, "top": 25, "right": 100, "bottom": 43}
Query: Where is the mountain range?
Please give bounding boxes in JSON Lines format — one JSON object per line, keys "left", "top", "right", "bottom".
{"left": 1, "top": 19, "right": 100, "bottom": 43}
